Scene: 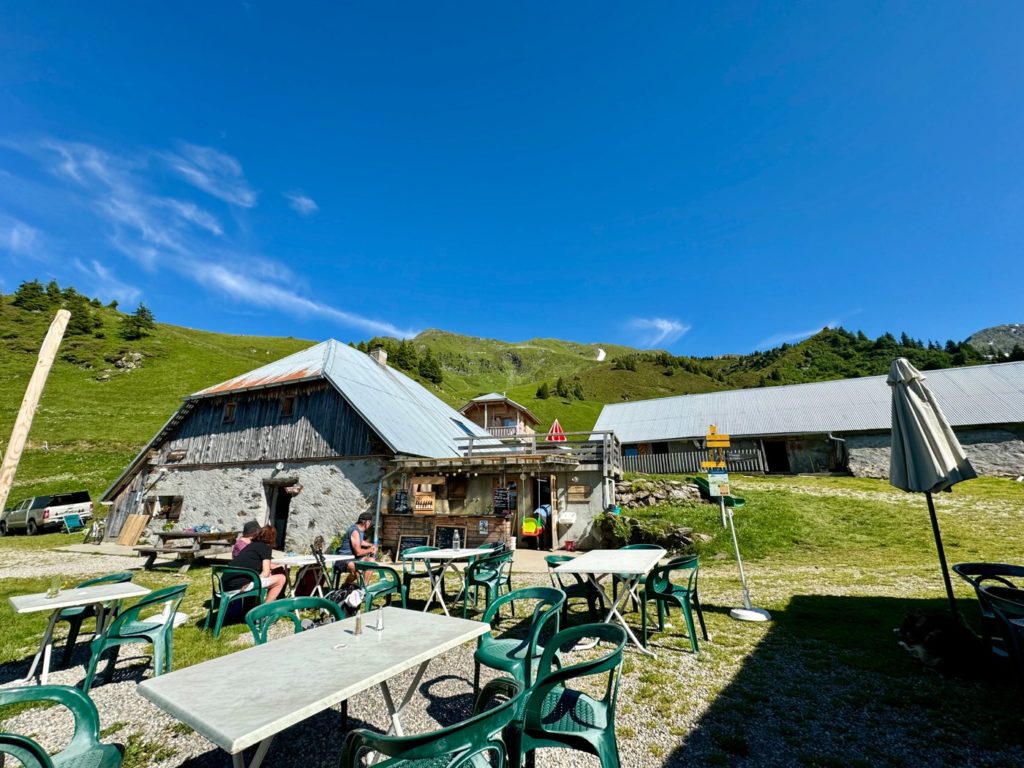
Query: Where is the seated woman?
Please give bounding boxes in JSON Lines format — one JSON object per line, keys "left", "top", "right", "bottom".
{"left": 228, "top": 524, "right": 287, "bottom": 601}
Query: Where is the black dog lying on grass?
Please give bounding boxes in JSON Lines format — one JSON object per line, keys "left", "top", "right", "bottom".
{"left": 895, "top": 611, "right": 986, "bottom": 676}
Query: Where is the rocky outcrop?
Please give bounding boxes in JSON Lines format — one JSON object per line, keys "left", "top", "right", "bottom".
{"left": 614, "top": 478, "right": 702, "bottom": 508}
{"left": 595, "top": 511, "right": 695, "bottom": 552}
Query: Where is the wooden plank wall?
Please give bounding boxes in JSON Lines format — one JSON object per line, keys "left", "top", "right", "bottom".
{"left": 380, "top": 514, "right": 511, "bottom": 554}
{"left": 622, "top": 448, "right": 765, "bottom": 475}
{"left": 157, "top": 382, "right": 386, "bottom": 464}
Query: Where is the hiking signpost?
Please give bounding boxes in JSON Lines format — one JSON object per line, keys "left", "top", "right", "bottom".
{"left": 703, "top": 425, "right": 771, "bottom": 623}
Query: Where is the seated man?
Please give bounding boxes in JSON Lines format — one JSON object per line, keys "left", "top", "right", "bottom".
{"left": 335, "top": 512, "right": 378, "bottom": 586}
{"left": 232, "top": 520, "right": 260, "bottom": 557}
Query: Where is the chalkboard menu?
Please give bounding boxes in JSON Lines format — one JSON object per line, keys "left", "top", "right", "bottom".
{"left": 392, "top": 490, "right": 411, "bottom": 514}
{"left": 493, "top": 488, "right": 510, "bottom": 512}
{"left": 397, "top": 534, "right": 430, "bottom": 556}
{"left": 433, "top": 525, "right": 467, "bottom": 550}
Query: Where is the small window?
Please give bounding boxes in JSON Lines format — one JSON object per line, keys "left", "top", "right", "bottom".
{"left": 223, "top": 402, "right": 237, "bottom": 423}
{"left": 280, "top": 396, "right": 295, "bottom": 418}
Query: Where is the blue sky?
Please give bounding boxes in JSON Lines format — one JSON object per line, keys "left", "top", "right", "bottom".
{"left": 1, "top": 3, "right": 1021, "bottom": 355}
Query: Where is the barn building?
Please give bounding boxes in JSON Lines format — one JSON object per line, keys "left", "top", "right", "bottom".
{"left": 102, "top": 341, "right": 621, "bottom": 552}
{"left": 593, "top": 361, "right": 1024, "bottom": 478}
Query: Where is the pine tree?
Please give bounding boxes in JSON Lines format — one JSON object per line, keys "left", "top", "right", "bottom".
{"left": 393, "top": 340, "right": 419, "bottom": 371}
{"left": 536, "top": 382, "right": 550, "bottom": 399}
{"left": 12, "top": 280, "right": 49, "bottom": 312}
{"left": 119, "top": 303, "right": 156, "bottom": 340}
{"left": 418, "top": 349, "right": 443, "bottom": 384}
{"left": 45, "top": 280, "right": 62, "bottom": 305}
{"left": 553, "top": 376, "right": 569, "bottom": 398}
{"left": 64, "top": 293, "right": 95, "bottom": 335}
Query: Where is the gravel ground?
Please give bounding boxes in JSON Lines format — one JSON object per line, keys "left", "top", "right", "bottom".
{"left": 3, "top": 549, "right": 1023, "bottom": 768}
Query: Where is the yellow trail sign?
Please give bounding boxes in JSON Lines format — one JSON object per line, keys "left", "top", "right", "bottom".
{"left": 701, "top": 460, "right": 726, "bottom": 469}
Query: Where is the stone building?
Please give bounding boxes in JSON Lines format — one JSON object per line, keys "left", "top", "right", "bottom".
{"left": 593, "top": 361, "right": 1024, "bottom": 478}
{"left": 102, "top": 341, "right": 622, "bottom": 552}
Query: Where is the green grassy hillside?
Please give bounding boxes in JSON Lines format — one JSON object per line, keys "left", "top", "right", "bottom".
{"left": 0, "top": 281, "right": 995, "bottom": 508}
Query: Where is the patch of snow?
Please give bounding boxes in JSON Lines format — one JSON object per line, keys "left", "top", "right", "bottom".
{"left": 596, "top": 347, "right": 606, "bottom": 361}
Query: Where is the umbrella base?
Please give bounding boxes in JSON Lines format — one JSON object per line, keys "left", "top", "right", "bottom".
{"left": 730, "top": 607, "right": 771, "bottom": 622}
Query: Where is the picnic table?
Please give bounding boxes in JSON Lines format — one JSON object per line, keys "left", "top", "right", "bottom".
{"left": 134, "top": 530, "right": 239, "bottom": 574}
{"left": 138, "top": 607, "right": 489, "bottom": 768}
{"left": 400, "top": 547, "right": 493, "bottom": 616}
{"left": 9, "top": 582, "right": 151, "bottom": 685}
{"left": 554, "top": 547, "right": 665, "bottom": 657}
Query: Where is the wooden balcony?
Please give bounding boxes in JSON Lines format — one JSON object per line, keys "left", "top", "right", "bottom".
{"left": 455, "top": 430, "right": 622, "bottom": 478}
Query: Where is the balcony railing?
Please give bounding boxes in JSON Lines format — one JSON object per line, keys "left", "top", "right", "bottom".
{"left": 456, "top": 430, "right": 622, "bottom": 477}
{"left": 621, "top": 448, "right": 765, "bottom": 475}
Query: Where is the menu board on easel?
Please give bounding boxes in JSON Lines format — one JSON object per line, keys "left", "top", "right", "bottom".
{"left": 433, "top": 525, "right": 467, "bottom": 550}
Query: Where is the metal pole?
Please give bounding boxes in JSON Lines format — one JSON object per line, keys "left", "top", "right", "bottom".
{"left": 926, "top": 491, "right": 960, "bottom": 621}
{"left": 727, "top": 506, "right": 771, "bottom": 622}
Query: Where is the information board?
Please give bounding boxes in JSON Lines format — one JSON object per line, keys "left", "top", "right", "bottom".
{"left": 708, "top": 470, "right": 731, "bottom": 497}
{"left": 433, "top": 525, "right": 467, "bottom": 550}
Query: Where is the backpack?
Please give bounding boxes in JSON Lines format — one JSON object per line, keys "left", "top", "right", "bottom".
{"left": 324, "top": 584, "right": 365, "bottom": 619}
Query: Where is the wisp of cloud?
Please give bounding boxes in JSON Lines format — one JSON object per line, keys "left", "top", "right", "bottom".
{"left": 627, "top": 317, "right": 690, "bottom": 348}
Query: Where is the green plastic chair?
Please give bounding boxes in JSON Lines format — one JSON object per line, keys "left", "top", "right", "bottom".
{"left": 980, "top": 585, "right": 1024, "bottom": 688}
{"left": 204, "top": 565, "right": 267, "bottom": 638}
{"left": 82, "top": 584, "right": 187, "bottom": 691}
{"left": 545, "top": 555, "right": 606, "bottom": 622}
{"left": 340, "top": 678, "right": 523, "bottom": 768}
{"left": 474, "top": 586, "right": 564, "bottom": 696}
{"left": 354, "top": 561, "right": 406, "bottom": 612}
{"left": 953, "top": 562, "right": 1024, "bottom": 656}
{"left": 0, "top": 685, "right": 124, "bottom": 767}
{"left": 463, "top": 550, "right": 515, "bottom": 618}
{"left": 58, "top": 571, "right": 134, "bottom": 667}
{"left": 514, "top": 623, "right": 627, "bottom": 768}
{"left": 639, "top": 554, "right": 709, "bottom": 653}
{"left": 245, "top": 596, "right": 344, "bottom": 644}
{"left": 400, "top": 546, "right": 447, "bottom": 606}
{"left": 611, "top": 544, "right": 663, "bottom": 613}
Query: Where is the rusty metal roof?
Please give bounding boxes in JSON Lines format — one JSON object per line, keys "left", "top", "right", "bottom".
{"left": 593, "top": 361, "right": 1024, "bottom": 444}
{"left": 192, "top": 340, "right": 491, "bottom": 458}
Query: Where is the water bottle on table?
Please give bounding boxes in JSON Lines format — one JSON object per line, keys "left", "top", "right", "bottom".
{"left": 452, "top": 530, "right": 461, "bottom": 550}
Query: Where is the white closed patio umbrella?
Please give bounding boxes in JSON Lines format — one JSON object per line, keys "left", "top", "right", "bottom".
{"left": 887, "top": 357, "right": 977, "bottom": 618}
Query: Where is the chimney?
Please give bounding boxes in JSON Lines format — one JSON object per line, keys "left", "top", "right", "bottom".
{"left": 370, "top": 346, "right": 388, "bottom": 367}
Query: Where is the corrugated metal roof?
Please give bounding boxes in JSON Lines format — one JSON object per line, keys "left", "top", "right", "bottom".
{"left": 191, "top": 340, "right": 491, "bottom": 458}
{"left": 592, "top": 361, "right": 1024, "bottom": 444}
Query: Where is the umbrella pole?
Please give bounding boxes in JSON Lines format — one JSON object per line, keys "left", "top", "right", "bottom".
{"left": 926, "top": 491, "right": 960, "bottom": 622}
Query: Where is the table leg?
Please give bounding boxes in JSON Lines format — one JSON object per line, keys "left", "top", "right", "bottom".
{"left": 21, "top": 610, "right": 60, "bottom": 684}
{"left": 379, "top": 660, "right": 429, "bottom": 737}
{"left": 422, "top": 565, "right": 449, "bottom": 616}
{"left": 231, "top": 735, "right": 274, "bottom": 768}
{"left": 599, "top": 574, "right": 656, "bottom": 658}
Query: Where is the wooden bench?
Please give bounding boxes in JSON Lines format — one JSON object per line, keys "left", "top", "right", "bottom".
{"left": 134, "top": 538, "right": 236, "bottom": 574}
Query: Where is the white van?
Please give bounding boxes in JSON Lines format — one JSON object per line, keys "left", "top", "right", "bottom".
{"left": 0, "top": 491, "right": 93, "bottom": 535}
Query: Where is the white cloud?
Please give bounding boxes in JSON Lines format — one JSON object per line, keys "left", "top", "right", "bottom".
{"left": 163, "top": 142, "right": 257, "bottom": 207}
{"left": 0, "top": 215, "right": 44, "bottom": 259}
{"left": 10, "top": 137, "right": 412, "bottom": 339}
{"left": 284, "top": 191, "right": 318, "bottom": 216}
{"left": 74, "top": 258, "right": 142, "bottom": 305}
{"left": 756, "top": 320, "right": 839, "bottom": 350}
{"left": 627, "top": 317, "right": 690, "bottom": 347}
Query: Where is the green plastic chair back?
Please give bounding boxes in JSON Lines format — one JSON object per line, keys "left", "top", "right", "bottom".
{"left": 980, "top": 585, "right": 1024, "bottom": 687}
{"left": 340, "top": 678, "right": 523, "bottom": 767}
{"left": 0, "top": 685, "right": 124, "bottom": 767}
{"left": 518, "top": 622, "right": 627, "bottom": 768}
{"left": 463, "top": 550, "right": 514, "bottom": 618}
{"left": 474, "top": 586, "right": 564, "bottom": 695}
{"left": 57, "top": 571, "right": 135, "bottom": 666}
{"left": 640, "top": 554, "right": 708, "bottom": 653}
{"left": 400, "top": 545, "right": 443, "bottom": 578}
{"left": 245, "top": 596, "right": 344, "bottom": 644}
{"left": 203, "top": 565, "right": 266, "bottom": 638}
{"left": 83, "top": 584, "right": 187, "bottom": 691}
{"left": 354, "top": 561, "right": 406, "bottom": 612}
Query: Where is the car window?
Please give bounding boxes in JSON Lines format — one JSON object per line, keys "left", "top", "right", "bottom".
{"left": 30, "top": 497, "right": 51, "bottom": 510}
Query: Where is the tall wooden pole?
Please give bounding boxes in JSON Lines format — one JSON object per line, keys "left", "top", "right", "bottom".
{"left": 0, "top": 310, "right": 70, "bottom": 514}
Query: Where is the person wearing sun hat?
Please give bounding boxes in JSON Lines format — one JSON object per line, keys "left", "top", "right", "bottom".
{"left": 233, "top": 520, "right": 260, "bottom": 557}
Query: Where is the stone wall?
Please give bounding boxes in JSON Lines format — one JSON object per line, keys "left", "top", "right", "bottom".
{"left": 140, "top": 458, "right": 387, "bottom": 550}
{"left": 847, "top": 427, "right": 1024, "bottom": 478}
{"left": 614, "top": 478, "right": 702, "bottom": 508}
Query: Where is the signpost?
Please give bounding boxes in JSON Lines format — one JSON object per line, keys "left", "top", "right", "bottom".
{"left": 704, "top": 425, "right": 771, "bottom": 624}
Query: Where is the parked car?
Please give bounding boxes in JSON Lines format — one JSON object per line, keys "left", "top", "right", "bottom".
{"left": 0, "top": 491, "right": 93, "bottom": 535}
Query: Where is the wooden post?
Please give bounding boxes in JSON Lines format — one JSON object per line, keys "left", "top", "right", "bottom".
{"left": 0, "top": 310, "right": 71, "bottom": 514}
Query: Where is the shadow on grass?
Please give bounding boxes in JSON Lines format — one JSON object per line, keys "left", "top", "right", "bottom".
{"left": 661, "top": 594, "right": 1024, "bottom": 768}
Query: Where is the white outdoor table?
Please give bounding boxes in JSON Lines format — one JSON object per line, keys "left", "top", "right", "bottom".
{"left": 401, "top": 548, "right": 492, "bottom": 616}
{"left": 554, "top": 548, "right": 665, "bottom": 657}
{"left": 138, "top": 607, "right": 489, "bottom": 768}
{"left": 9, "top": 582, "right": 151, "bottom": 685}
{"left": 274, "top": 553, "right": 353, "bottom": 597}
